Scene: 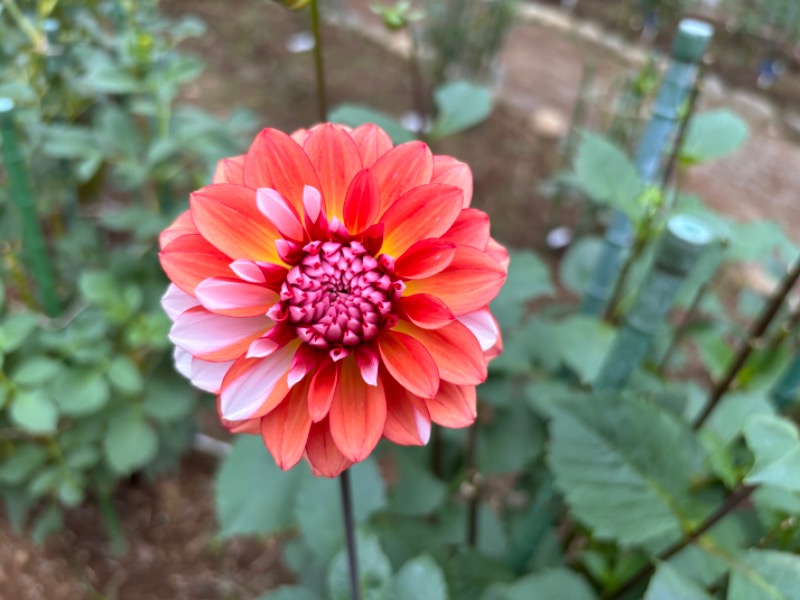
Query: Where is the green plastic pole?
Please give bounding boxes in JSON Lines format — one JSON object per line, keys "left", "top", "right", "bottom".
{"left": 0, "top": 98, "right": 60, "bottom": 316}
{"left": 771, "top": 350, "right": 800, "bottom": 410}
{"left": 595, "top": 215, "right": 712, "bottom": 391}
{"left": 581, "top": 19, "right": 713, "bottom": 316}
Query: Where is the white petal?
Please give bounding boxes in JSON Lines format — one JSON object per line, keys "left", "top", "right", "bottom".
{"left": 457, "top": 309, "right": 499, "bottom": 352}
{"left": 195, "top": 277, "right": 275, "bottom": 313}
{"left": 229, "top": 259, "right": 266, "bottom": 283}
{"left": 161, "top": 284, "right": 200, "bottom": 321}
{"left": 220, "top": 344, "right": 295, "bottom": 420}
{"left": 173, "top": 346, "right": 193, "bottom": 379}
{"left": 191, "top": 359, "right": 235, "bottom": 394}
{"left": 169, "top": 308, "right": 269, "bottom": 357}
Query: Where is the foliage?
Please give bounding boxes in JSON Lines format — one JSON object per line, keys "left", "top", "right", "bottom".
{"left": 0, "top": 0, "right": 254, "bottom": 540}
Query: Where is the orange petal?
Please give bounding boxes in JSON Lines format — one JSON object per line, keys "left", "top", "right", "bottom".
{"left": 305, "top": 418, "right": 352, "bottom": 477}
{"left": 425, "top": 382, "right": 476, "bottom": 428}
{"left": 372, "top": 141, "right": 433, "bottom": 214}
{"left": 243, "top": 128, "right": 322, "bottom": 214}
{"left": 404, "top": 245, "right": 506, "bottom": 315}
{"left": 304, "top": 123, "right": 363, "bottom": 220}
{"left": 431, "top": 155, "right": 473, "bottom": 207}
{"left": 380, "top": 184, "right": 463, "bottom": 257}
{"left": 190, "top": 183, "right": 283, "bottom": 264}
{"left": 486, "top": 237, "right": 510, "bottom": 272}
{"left": 394, "top": 239, "right": 457, "bottom": 279}
{"left": 349, "top": 124, "right": 393, "bottom": 167}
{"left": 441, "top": 208, "right": 490, "bottom": 250}
{"left": 159, "top": 234, "right": 233, "bottom": 295}
{"left": 343, "top": 169, "right": 380, "bottom": 234}
{"left": 395, "top": 320, "right": 487, "bottom": 385}
{"left": 396, "top": 294, "right": 455, "bottom": 329}
{"left": 261, "top": 379, "right": 312, "bottom": 471}
{"left": 378, "top": 331, "right": 440, "bottom": 398}
{"left": 212, "top": 155, "right": 245, "bottom": 185}
{"left": 308, "top": 359, "right": 339, "bottom": 422}
{"left": 328, "top": 357, "right": 387, "bottom": 462}
{"left": 381, "top": 371, "right": 431, "bottom": 446}
{"left": 159, "top": 211, "right": 198, "bottom": 250}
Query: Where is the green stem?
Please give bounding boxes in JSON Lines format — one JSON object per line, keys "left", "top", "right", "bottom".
{"left": 1, "top": 0, "right": 46, "bottom": 51}
{"left": 309, "top": 0, "right": 328, "bottom": 121}
{"left": 97, "top": 490, "right": 128, "bottom": 557}
{"left": 693, "top": 257, "right": 800, "bottom": 430}
{"left": 339, "top": 469, "right": 360, "bottom": 600}
{"left": 657, "top": 277, "right": 712, "bottom": 374}
{"left": 0, "top": 99, "right": 60, "bottom": 317}
{"left": 603, "top": 484, "right": 757, "bottom": 600}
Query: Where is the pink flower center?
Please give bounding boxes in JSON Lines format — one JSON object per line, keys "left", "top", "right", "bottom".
{"left": 279, "top": 241, "right": 404, "bottom": 349}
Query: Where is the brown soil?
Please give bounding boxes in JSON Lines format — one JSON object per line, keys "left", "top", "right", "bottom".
{"left": 6, "top": 0, "right": 800, "bottom": 598}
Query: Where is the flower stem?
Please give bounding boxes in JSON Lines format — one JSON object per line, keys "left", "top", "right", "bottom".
{"left": 465, "top": 421, "right": 479, "bottom": 548}
{"left": 603, "top": 484, "right": 757, "bottom": 600}
{"left": 309, "top": 0, "right": 328, "bottom": 121}
{"left": 693, "top": 257, "right": 800, "bottom": 430}
{"left": 339, "top": 469, "right": 360, "bottom": 600}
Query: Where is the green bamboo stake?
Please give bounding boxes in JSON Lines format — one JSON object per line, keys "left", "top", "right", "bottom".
{"left": 595, "top": 215, "right": 712, "bottom": 391}
{"left": 581, "top": 20, "right": 713, "bottom": 317}
{"left": 0, "top": 99, "right": 60, "bottom": 316}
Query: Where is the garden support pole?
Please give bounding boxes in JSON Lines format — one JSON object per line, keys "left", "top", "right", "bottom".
{"left": 0, "top": 98, "right": 60, "bottom": 317}
{"left": 771, "top": 350, "right": 800, "bottom": 410}
{"left": 595, "top": 216, "right": 711, "bottom": 391}
{"left": 581, "top": 19, "right": 713, "bottom": 316}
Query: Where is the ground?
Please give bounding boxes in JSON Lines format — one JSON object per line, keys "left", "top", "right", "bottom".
{"left": 3, "top": 0, "right": 800, "bottom": 598}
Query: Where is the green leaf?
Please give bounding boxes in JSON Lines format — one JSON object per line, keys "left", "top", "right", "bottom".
{"left": 387, "top": 449, "right": 446, "bottom": 516}
{"left": 103, "top": 410, "right": 158, "bottom": 475}
{"left": 744, "top": 415, "right": 800, "bottom": 492}
{"left": 551, "top": 316, "right": 615, "bottom": 384}
{"left": 705, "top": 390, "right": 775, "bottom": 446}
{"left": 0, "top": 312, "right": 39, "bottom": 353}
{"left": 445, "top": 550, "right": 514, "bottom": 600}
{"left": 65, "top": 446, "right": 101, "bottom": 470}
{"left": 503, "top": 568, "right": 597, "bottom": 600}
{"left": 51, "top": 369, "right": 110, "bottom": 416}
{"left": 107, "top": 356, "right": 144, "bottom": 395}
{"left": 644, "top": 562, "right": 712, "bottom": 600}
{"left": 10, "top": 389, "right": 59, "bottom": 434}
{"left": 559, "top": 236, "right": 604, "bottom": 296}
{"left": 490, "top": 250, "right": 553, "bottom": 330}
{"left": 728, "top": 549, "right": 800, "bottom": 599}
{"left": 215, "top": 436, "right": 308, "bottom": 538}
{"left": 327, "top": 532, "right": 393, "bottom": 600}
{"left": 328, "top": 104, "right": 415, "bottom": 144}
{"left": 392, "top": 554, "right": 448, "bottom": 600}
{"left": 296, "top": 458, "right": 386, "bottom": 562}
{"left": 428, "top": 80, "right": 493, "bottom": 140}
{"left": 573, "top": 131, "right": 641, "bottom": 220}
{"left": 478, "top": 402, "right": 544, "bottom": 474}
{"left": 31, "top": 504, "right": 64, "bottom": 544}
{"left": 142, "top": 380, "right": 194, "bottom": 423}
{"left": 257, "top": 587, "right": 322, "bottom": 600}
{"left": 0, "top": 445, "right": 49, "bottom": 485}
{"left": 11, "top": 357, "right": 63, "bottom": 387}
{"left": 548, "top": 393, "right": 695, "bottom": 547}
{"left": 680, "top": 110, "right": 748, "bottom": 164}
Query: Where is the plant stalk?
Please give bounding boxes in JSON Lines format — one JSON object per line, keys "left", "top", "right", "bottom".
{"left": 465, "top": 421, "right": 479, "bottom": 548}
{"left": 657, "top": 277, "right": 711, "bottom": 374}
{"left": 693, "top": 257, "right": 800, "bottom": 429}
{"left": 603, "top": 484, "right": 757, "bottom": 600}
{"left": 408, "top": 25, "right": 428, "bottom": 138}
{"left": 309, "top": 0, "right": 328, "bottom": 121}
{"left": 339, "top": 469, "right": 360, "bottom": 600}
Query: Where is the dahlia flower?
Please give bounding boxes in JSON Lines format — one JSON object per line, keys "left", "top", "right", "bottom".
{"left": 160, "top": 123, "right": 508, "bottom": 477}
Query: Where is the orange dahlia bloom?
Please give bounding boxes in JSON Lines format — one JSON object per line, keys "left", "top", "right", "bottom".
{"left": 160, "top": 123, "right": 508, "bottom": 477}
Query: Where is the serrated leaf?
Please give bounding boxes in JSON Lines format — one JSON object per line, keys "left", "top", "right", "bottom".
{"left": 103, "top": 410, "right": 158, "bottom": 475}
{"left": 490, "top": 250, "right": 553, "bottom": 330}
{"left": 445, "top": 550, "right": 514, "bottom": 600}
{"left": 705, "top": 390, "right": 775, "bottom": 446}
{"left": 548, "top": 393, "right": 695, "bottom": 547}
{"left": 392, "top": 554, "right": 448, "bottom": 600}
{"left": 504, "top": 568, "right": 597, "bottom": 600}
{"left": 681, "top": 109, "right": 748, "bottom": 164}
{"left": 296, "top": 458, "right": 386, "bottom": 562}
{"left": 215, "top": 436, "right": 308, "bottom": 538}
{"left": 387, "top": 449, "right": 446, "bottom": 516}
{"left": 51, "top": 369, "right": 109, "bottom": 416}
{"left": 728, "top": 549, "right": 800, "bottom": 599}
{"left": 478, "top": 401, "right": 544, "bottom": 474}
{"left": 744, "top": 415, "right": 800, "bottom": 492}
{"left": 327, "top": 532, "right": 393, "bottom": 600}
{"left": 573, "top": 131, "right": 641, "bottom": 220}
{"left": 328, "top": 104, "right": 415, "bottom": 144}
{"left": 644, "top": 562, "right": 712, "bottom": 600}
{"left": 428, "top": 80, "right": 493, "bottom": 140}
{"left": 10, "top": 389, "right": 59, "bottom": 433}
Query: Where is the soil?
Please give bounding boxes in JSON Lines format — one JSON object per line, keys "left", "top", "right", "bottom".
{"left": 5, "top": 0, "right": 800, "bottom": 598}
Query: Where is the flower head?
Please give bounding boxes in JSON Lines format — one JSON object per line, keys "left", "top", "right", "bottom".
{"left": 160, "top": 123, "right": 508, "bottom": 477}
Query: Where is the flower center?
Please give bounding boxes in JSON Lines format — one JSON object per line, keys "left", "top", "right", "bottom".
{"left": 280, "top": 241, "right": 403, "bottom": 349}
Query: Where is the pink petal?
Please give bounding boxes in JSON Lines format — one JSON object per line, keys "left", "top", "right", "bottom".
{"left": 191, "top": 358, "right": 235, "bottom": 394}
{"left": 305, "top": 418, "right": 352, "bottom": 477}
{"left": 195, "top": 277, "right": 279, "bottom": 318}
{"left": 229, "top": 259, "right": 266, "bottom": 283}
{"left": 257, "top": 188, "right": 306, "bottom": 242}
{"left": 169, "top": 306, "right": 271, "bottom": 362}
{"left": 355, "top": 344, "right": 379, "bottom": 386}
{"left": 173, "top": 347, "right": 192, "bottom": 379}
{"left": 218, "top": 343, "right": 297, "bottom": 421}
{"left": 159, "top": 234, "right": 233, "bottom": 296}
{"left": 382, "top": 371, "right": 432, "bottom": 446}
{"left": 161, "top": 284, "right": 200, "bottom": 321}
{"left": 288, "top": 344, "right": 322, "bottom": 387}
